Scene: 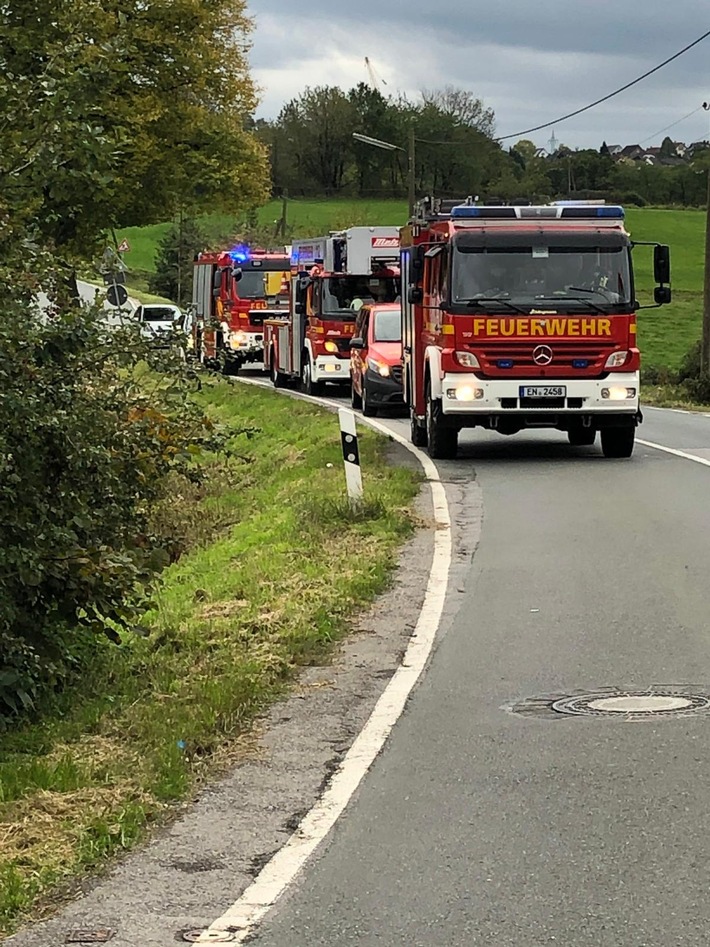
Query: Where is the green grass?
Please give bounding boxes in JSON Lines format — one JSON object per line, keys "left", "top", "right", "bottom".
{"left": 119, "top": 202, "right": 706, "bottom": 371}
{"left": 0, "top": 380, "right": 419, "bottom": 937}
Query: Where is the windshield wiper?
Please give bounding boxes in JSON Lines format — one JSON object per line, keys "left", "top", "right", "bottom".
{"left": 465, "top": 297, "right": 528, "bottom": 315}
{"left": 533, "top": 294, "right": 606, "bottom": 314}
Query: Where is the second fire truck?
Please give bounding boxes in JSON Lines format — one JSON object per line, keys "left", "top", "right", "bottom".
{"left": 400, "top": 198, "right": 671, "bottom": 459}
{"left": 264, "top": 227, "right": 400, "bottom": 394}
{"left": 191, "top": 246, "right": 291, "bottom": 373}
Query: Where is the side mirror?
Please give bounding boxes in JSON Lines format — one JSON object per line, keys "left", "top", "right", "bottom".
{"left": 212, "top": 270, "right": 222, "bottom": 298}
{"left": 654, "top": 245, "right": 670, "bottom": 285}
{"left": 407, "top": 286, "right": 423, "bottom": 304}
{"left": 349, "top": 337, "right": 365, "bottom": 350}
{"left": 232, "top": 267, "right": 243, "bottom": 282}
{"left": 294, "top": 301, "right": 305, "bottom": 315}
{"left": 654, "top": 286, "right": 672, "bottom": 305}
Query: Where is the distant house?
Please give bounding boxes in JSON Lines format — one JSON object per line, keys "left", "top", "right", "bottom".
{"left": 607, "top": 144, "right": 623, "bottom": 156}
{"left": 619, "top": 144, "right": 643, "bottom": 160}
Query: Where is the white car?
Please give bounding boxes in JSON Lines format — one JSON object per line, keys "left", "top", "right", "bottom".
{"left": 135, "top": 304, "right": 183, "bottom": 340}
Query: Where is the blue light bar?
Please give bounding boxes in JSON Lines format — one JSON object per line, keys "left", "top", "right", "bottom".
{"left": 451, "top": 205, "right": 516, "bottom": 218}
{"left": 451, "top": 206, "right": 481, "bottom": 217}
{"left": 229, "top": 244, "right": 251, "bottom": 263}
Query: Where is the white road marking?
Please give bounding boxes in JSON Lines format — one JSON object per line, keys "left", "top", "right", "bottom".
{"left": 200, "top": 379, "right": 452, "bottom": 944}
{"left": 637, "top": 438, "right": 710, "bottom": 468}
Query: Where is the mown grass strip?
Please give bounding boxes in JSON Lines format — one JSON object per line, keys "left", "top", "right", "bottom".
{"left": 0, "top": 380, "right": 419, "bottom": 937}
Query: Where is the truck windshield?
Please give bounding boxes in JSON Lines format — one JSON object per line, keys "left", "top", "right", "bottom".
{"left": 373, "top": 309, "right": 401, "bottom": 342}
{"left": 322, "top": 276, "right": 399, "bottom": 317}
{"left": 236, "top": 271, "right": 267, "bottom": 299}
{"left": 451, "top": 247, "right": 632, "bottom": 309}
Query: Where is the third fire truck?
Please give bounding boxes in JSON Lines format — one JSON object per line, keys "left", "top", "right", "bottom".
{"left": 191, "top": 246, "right": 290, "bottom": 373}
{"left": 401, "top": 198, "right": 671, "bottom": 459}
{"left": 264, "top": 227, "right": 400, "bottom": 394}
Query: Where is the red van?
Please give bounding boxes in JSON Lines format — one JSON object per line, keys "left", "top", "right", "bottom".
{"left": 349, "top": 302, "right": 403, "bottom": 416}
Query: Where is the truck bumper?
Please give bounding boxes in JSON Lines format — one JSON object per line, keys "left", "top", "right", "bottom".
{"left": 227, "top": 333, "right": 264, "bottom": 362}
{"left": 313, "top": 356, "right": 350, "bottom": 383}
{"left": 440, "top": 372, "right": 640, "bottom": 429}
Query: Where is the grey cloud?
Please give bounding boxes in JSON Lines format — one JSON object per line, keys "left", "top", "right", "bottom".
{"left": 247, "top": 1, "right": 710, "bottom": 147}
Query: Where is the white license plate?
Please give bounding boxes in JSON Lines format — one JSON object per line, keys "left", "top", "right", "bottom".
{"left": 520, "top": 385, "right": 566, "bottom": 398}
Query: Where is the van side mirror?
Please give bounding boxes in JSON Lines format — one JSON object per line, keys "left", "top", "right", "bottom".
{"left": 654, "top": 244, "right": 670, "bottom": 285}
{"left": 654, "top": 286, "right": 672, "bottom": 305}
{"left": 408, "top": 286, "right": 423, "bottom": 304}
{"left": 349, "top": 337, "right": 365, "bottom": 350}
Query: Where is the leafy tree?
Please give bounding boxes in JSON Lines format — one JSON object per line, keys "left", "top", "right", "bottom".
{"left": 0, "top": 0, "right": 269, "bottom": 268}
{"left": 149, "top": 217, "right": 208, "bottom": 306}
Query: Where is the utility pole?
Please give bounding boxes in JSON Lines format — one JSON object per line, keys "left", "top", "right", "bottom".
{"left": 408, "top": 127, "right": 416, "bottom": 218}
{"left": 703, "top": 167, "right": 710, "bottom": 373}
{"left": 702, "top": 103, "right": 710, "bottom": 373}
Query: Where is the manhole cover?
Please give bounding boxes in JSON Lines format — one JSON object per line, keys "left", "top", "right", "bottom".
{"left": 181, "top": 930, "right": 235, "bottom": 943}
{"left": 65, "top": 932, "right": 115, "bottom": 944}
{"left": 511, "top": 687, "right": 710, "bottom": 719}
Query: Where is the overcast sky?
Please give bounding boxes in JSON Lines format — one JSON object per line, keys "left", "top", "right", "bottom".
{"left": 248, "top": 1, "right": 710, "bottom": 150}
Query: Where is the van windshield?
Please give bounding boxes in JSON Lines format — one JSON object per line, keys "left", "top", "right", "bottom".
{"left": 373, "top": 309, "right": 401, "bottom": 342}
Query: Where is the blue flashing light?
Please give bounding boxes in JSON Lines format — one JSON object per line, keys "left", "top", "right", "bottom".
{"left": 497, "top": 359, "right": 514, "bottom": 369}
{"left": 229, "top": 244, "right": 251, "bottom": 264}
{"left": 595, "top": 206, "right": 625, "bottom": 218}
{"left": 572, "top": 359, "right": 589, "bottom": 369}
{"left": 451, "top": 205, "right": 482, "bottom": 218}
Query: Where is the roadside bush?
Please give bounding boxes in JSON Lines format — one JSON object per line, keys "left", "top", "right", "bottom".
{"left": 677, "top": 340, "right": 702, "bottom": 382}
{"left": 641, "top": 364, "right": 678, "bottom": 386}
{"left": 0, "top": 297, "right": 223, "bottom": 724}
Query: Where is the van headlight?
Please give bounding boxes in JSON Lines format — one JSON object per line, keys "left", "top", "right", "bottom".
{"left": 367, "top": 357, "right": 390, "bottom": 377}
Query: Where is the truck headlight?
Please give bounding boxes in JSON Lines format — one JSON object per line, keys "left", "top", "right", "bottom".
{"left": 229, "top": 331, "right": 248, "bottom": 349}
{"left": 605, "top": 351, "right": 628, "bottom": 369}
{"left": 455, "top": 351, "right": 480, "bottom": 369}
{"left": 601, "top": 386, "right": 636, "bottom": 400}
{"left": 324, "top": 340, "right": 339, "bottom": 353}
{"left": 367, "top": 357, "right": 390, "bottom": 377}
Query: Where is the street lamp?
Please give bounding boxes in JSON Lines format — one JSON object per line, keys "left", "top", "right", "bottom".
{"left": 352, "top": 130, "right": 416, "bottom": 217}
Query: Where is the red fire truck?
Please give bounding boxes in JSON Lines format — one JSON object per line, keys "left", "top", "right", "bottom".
{"left": 191, "top": 246, "right": 290, "bottom": 373}
{"left": 263, "top": 227, "right": 400, "bottom": 394}
{"left": 401, "top": 198, "right": 671, "bottom": 459}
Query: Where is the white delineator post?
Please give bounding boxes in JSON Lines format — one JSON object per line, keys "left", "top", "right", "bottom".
{"left": 338, "top": 408, "right": 363, "bottom": 508}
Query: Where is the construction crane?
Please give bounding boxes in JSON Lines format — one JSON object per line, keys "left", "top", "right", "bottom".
{"left": 364, "top": 57, "right": 387, "bottom": 92}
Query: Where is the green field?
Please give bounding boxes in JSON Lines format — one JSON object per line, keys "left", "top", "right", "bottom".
{"left": 119, "top": 202, "right": 705, "bottom": 371}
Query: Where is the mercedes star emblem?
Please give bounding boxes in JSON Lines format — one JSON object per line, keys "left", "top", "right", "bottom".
{"left": 532, "top": 344, "right": 553, "bottom": 366}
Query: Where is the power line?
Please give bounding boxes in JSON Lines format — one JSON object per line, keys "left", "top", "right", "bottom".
{"left": 639, "top": 104, "right": 706, "bottom": 145}
{"left": 497, "top": 28, "right": 710, "bottom": 142}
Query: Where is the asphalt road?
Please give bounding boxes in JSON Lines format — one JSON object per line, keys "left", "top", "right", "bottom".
{"left": 246, "top": 397, "right": 710, "bottom": 946}
{"left": 9, "top": 383, "right": 710, "bottom": 947}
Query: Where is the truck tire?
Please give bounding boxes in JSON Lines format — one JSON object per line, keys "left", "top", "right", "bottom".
{"left": 601, "top": 426, "right": 635, "bottom": 458}
{"left": 361, "top": 381, "right": 377, "bottom": 417}
{"left": 270, "top": 349, "right": 287, "bottom": 389}
{"left": 568, "top": 428, "right": 596, "bottom": 447}
{"left": 426, "top": 381, "right": 458, "bottom": 459}
{"left": 301, "top": 357, "right": 324, "bottom": 396}
{"left": 222, "top": 357, "right": 240, "bottom": 377}
{"left": 351, "top": 379, "right": 362, "bottom": 410}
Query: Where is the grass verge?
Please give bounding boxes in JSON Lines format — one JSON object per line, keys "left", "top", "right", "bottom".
{"left": 0, "top": 380, "right": 419, "bottom": 938}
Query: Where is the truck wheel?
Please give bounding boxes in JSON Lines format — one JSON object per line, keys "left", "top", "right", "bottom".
{"left": 222, "top": 358, "right": 240, "bottom": 377}
{"left": 301, "top": 358, "right": 324, "bottom": 396}
{"left": 351, "top": 379, "right": 362, "bottom": 410}
{"left": 568, "top": 428, "right": 596, "bottom": 447}
{"left": 426, "top": 382, "right": 458, "bottom": 459}
{"left": 601, "top": 426, "right": 635, "bottom": 458}
{"left": 270, "top": 349, "right": 287, "bottom": 389}
{"left": 361, "top": 381, "right": 377, "bottom": 417}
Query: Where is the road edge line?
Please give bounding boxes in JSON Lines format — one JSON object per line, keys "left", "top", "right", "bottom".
{"left": 637, "top": 437, "right": 710, "bottom": 467}
{"left": 200, "top": 379, "right": 452, "bottom": 942}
